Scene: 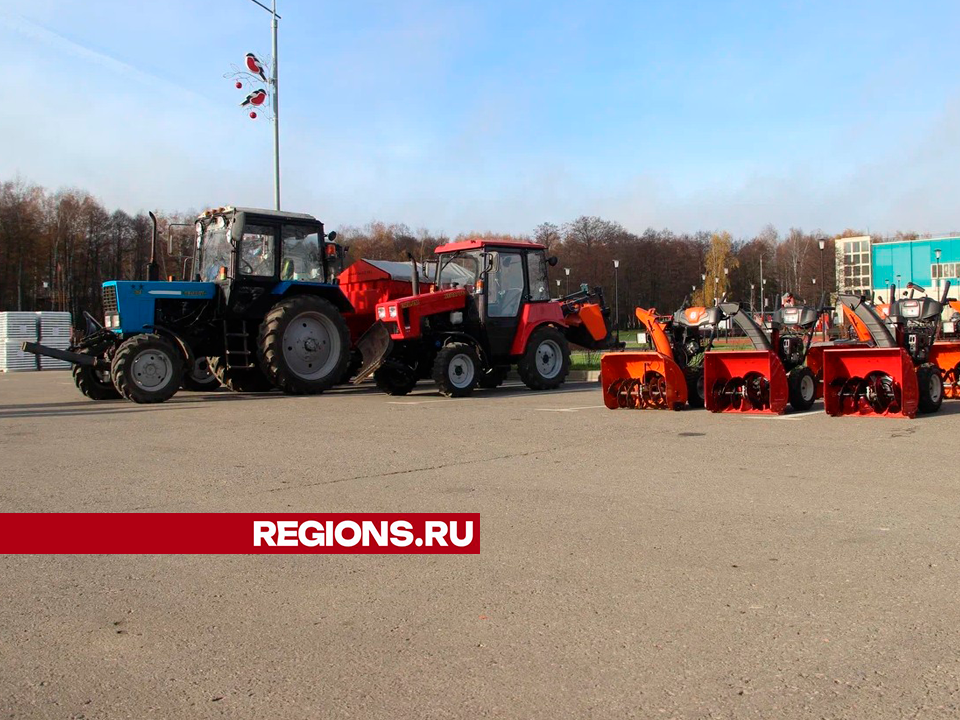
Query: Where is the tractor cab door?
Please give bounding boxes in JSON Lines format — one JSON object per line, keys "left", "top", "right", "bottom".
{"left": 227, "top": 222, "right": 280, "bottom": 318}
{"left": 483, "top": 249, "right": 540, "bottom": 358}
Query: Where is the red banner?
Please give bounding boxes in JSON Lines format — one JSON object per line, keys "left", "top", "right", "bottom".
{"left": 0, "top": 513, "right": 480, "bottom": 554}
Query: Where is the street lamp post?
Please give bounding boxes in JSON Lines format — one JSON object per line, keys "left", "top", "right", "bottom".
{"left": 248, "top": 0, "right": 282, "bottom": 210}
{"left": 564, "top": 267, "right": 570, "bottom": 296}
{"left": 818, "top": 238, "right": 827, "bottom": 339}
{"left": 750, "top": 282, "right": 755, "bottom": 315}
{"left": 613, "top": 260, "right": 620, "bottom": 341}
{"left": 556, "top": 279, "right": 561, "bottom": 299}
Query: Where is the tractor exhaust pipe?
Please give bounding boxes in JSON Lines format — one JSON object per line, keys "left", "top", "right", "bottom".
{"left": 147, "top": 211, "right": 160, "bottom": 282}
{"left": 407, "top": 252, "right": 420, "bottom": 296}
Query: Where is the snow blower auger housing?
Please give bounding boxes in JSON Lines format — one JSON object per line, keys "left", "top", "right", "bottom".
{"left": 354, "top": 240, "right": 621, "bottom": 398}
{"left": 601, "top": 303, "right": 718, "bottom": 410}
{"left": 704, "top": 301, "right": 821, "bottom": 415}
{"left": 824, "top": 282, "right": 950, "bottom": 417}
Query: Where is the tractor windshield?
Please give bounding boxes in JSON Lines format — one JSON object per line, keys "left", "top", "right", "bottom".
{"left": 198, "top": 219, "right": 231, "bottom": 282}
{"left": 437, "top": 251, "right": 481, "bottom": 292}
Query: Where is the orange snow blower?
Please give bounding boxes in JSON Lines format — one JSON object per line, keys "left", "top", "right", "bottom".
{"left": 601, "top": 302, "right": 719, "bottom": 410}
{"left": 704, "top": 301, "right": 823, "bottom": 415}
{"left": 824, "top": 282, "right": 951, "bottom": 417}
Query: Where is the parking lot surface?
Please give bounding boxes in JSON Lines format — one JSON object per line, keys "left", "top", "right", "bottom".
{"left": 2, "top": 371, "right": 960, "bottom": 719}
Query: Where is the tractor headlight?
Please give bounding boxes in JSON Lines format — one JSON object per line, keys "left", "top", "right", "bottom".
{"left": 388, "top": 305, "right": 398, "bottom": 318}
{"left": 450, "top": 311, "right": 463, "bottom": 325}
{"left": 377, "top": 306, "right": 387, "bottom": 319}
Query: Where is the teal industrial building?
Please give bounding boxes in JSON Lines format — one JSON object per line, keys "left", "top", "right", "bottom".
{"left": 836, "top": 235, "right": 960, "bottom": 301}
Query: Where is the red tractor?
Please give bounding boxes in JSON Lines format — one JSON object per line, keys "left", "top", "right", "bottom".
{"left": 353, "top": 239, "right": 620, "bottom": 397}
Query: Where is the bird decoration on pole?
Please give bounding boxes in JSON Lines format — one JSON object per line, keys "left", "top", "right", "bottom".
{"left": 245, "top": 53, "right": 268, "bottom": 82}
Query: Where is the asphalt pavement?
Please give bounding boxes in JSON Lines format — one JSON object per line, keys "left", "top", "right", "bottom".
{"left": 2, "top": 371, "right": 960, "bottom": 719}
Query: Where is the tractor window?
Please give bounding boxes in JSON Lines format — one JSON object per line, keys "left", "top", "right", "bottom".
{"left": 488, "top": 252, "right": 524, "bottom": 317}
{"left": 526, "top": 252, "right": 550, "bottom": 301}
{"left": 239, "top": 224, "right": 276, "bottom": 277}
{"left": 199, "top": 225, "right": 231, "bottom": 282}
{"left": 280, "top": 225, "right": 323, "bottom": 283}
{"left": 438, "top": 252, "right": 480, "bottom": 291}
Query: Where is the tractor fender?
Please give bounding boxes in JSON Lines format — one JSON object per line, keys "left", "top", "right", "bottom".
{"left": 437, "top": 332, "right": 490, "bottom": 368}
{"left": 144, "top": 324, "right": 194, "bottom": 368}
{"left": 510, "top": 303, "right": 567, "bottom": 356}
{"left": 271, "top": 281, "right": 356, "bottom": 315}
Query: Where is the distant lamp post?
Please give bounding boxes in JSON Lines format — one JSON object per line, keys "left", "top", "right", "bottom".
{"left": 564, "top": 267, "right": 570, "bottom": 296}
{"left": 613, "top": 260, "right": 620, "bottom": 340}
{"left": 750, "top": 282, "right": 755, "bottom": 314}
{"left": 556, "top": 278, "right": 561, "bottom": 299}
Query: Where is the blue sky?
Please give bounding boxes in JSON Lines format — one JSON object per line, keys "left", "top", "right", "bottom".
{"left": 2, "top": 0, "right": 960, "bottom": 237}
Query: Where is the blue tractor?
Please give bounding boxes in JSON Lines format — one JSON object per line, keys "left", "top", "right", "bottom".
{"left": 25, "top": 207, "right": 352, "bottom": 403}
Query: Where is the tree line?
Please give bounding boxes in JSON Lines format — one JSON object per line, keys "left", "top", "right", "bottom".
{"left": 0, "top": 177, "right": 885, "bottom": 328}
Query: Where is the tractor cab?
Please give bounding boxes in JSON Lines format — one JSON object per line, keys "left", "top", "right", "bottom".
{"left": 196, "top": 207, "right": 345, "bottom": 319}
{"left": 432, "top": 240, "right": 554, "bottom": 357}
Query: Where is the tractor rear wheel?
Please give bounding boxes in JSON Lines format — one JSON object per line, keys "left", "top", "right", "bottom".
{"left": 917, "top": 363, "right": 944, "bottom": 413}
{"left": 433, "top": 343, "right": 480, "bottom": 397}
{"left": 374, "top": 361, "right": 418, "bottom": 396}
{"left": 208, "top": 356, "right": 274, "bottom": 393}
{"left": 478, "top": 365, "right": 510, "bottom": 389}
{"left": 111, "top": 334, "right": 182, "bottom": 404}
{"left": 517, "top": 326, "right": 570, "bottom": 390}
{"left": 788, "top": 366, "right": 817, "bottom": 412}
{"left": 686, "top": 372, "right": 705, "bottom": 408}
{"left": 73, "top": 360, "right": 121, "bottom": 401}
{"left": 259, "top": 296, "right": 350, "bottom": 395}
{"left": 182, "top": 357, "right": 220, "bottom": 391}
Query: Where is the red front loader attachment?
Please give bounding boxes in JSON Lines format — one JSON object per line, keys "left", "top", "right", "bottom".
{"left": 822, "top": 347, "right": 918, "bottom": 418}
{"left": 929, "top": 341, "right": 960, "bottom": 400}
{"left": 601, "top": 352, "right": 687, "bottom": 410}
{"left": 704, "top": 350, "right": 789, "bottom": 414}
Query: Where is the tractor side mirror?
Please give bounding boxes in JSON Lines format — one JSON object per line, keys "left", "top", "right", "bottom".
{"left": 326, "top": 231, "right": 337, "bottom": 242}
{"left": 547, "top": 256, "right": 558, "bottom": 267}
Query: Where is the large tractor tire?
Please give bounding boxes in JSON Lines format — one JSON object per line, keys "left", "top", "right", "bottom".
{"left": 478, "top": 365, "right": 510, "bottom": 389}
{"left": 73, "top": 360, "right": 121, "bottom": 401}
{"left": 259, "top": 296, "right": 350, "bottom": 395}
{"left": 182, "top": 357, "right": 220, "bottom": 392}
{"left": 374, "top": 361, "right": 418, "bottom": 396}
{"left": 208, "top": 356, "right": 274, "bottom": 393}
{"left": 433, "top": 342, "right": 480, "bottom": 397}
{"left": 917, "top": 363, "right": 944, "bottom": 414}
{"left": 110, "top": 334, "right": 183, "bottom": 404}
{"left": 517, "top": 326, "right": 570, "bottom": 390}
{"left": 787, "top": 366, "right": 817, "bottom": 412}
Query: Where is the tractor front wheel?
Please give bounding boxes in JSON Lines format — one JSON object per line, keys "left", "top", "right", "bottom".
{"left": 111, "top": 334, "right": 183, "bottom": 404}
{"left": 374, "top": 361, "right": 418, "bottom": 396}
{"left": 517, "top": 326, "right": 570, "bottom": 390}
{"left": 73, "top": 360, "right": 121, "bottom": 401}
{"left": 208, "top": 356, "right": 274, "bottom": 393}
{"left": 433, "top": 343, "right": 480, "bottom": 397}
{"left": 788, "top": 366, "right": 817, "bottom": 412}
{"left": 917, "top": 363, "right": 944, "bottom": 414}
{"left": 259, "top": 296, "right": 350, "bottom": 395}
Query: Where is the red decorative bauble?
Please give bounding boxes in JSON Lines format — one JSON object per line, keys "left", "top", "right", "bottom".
{"left": 235, "top": 81, "right": 243, "bottom": 89}
{"left": 249, "top": 111, "right": 257, "bottom": 119}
